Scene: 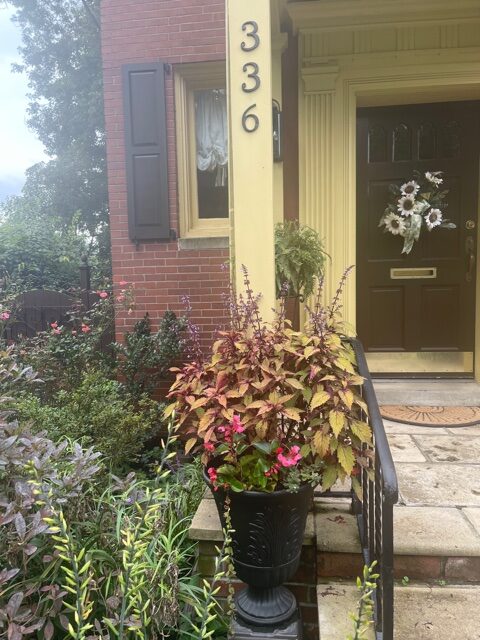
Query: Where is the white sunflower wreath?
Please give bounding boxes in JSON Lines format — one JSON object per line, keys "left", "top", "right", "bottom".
{"left": 379, "top": 170, "right": 455, "bottom": 255}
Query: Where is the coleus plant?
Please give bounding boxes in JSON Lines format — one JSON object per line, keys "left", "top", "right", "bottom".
{"left": 166, "top": 267, "right": 373, "bottom": 495}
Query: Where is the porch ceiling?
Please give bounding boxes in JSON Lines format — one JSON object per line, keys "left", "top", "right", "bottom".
{"left": 286, "top": 0, "right": 480, "bottom": 31}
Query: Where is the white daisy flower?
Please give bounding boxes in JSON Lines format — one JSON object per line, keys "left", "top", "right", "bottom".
{"left": 425, "top": 208, "right": 443, "bottom": 230}
{"left": 397, "top": 195, "right": 417, "bottom": 217}
{"left": 425, "top": 171, "right": 443, "bottom": 186}
{"left": 384, "top": 213, "right": 406, "bottom": 236}
{"left": 400, "top": 180, "right": 420, "bottom": 197}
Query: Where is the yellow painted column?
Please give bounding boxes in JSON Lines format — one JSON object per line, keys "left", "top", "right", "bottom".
{"left": 227, "top": 0, "right": 276, "bottom": 320}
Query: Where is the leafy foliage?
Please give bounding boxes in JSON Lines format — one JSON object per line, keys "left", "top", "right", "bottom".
{"left": 10, "top": 372, "right": 162, "bottom": 469}
{"left": 0, "top": 421, "right": 214, "bottom": 639}
{"left": 347, "top": 562, "right": 379, "bottom": 640}
{"left": 4, "top": 291, "right": 186, "bottom": 469}
{"left": 274, "top": 221, "right": 327, "bottom": 299}
{"left": 167, "top": 267, "right": 373, "bottom": 494}
{"left": 0, "top": 212, "right": 89, "bottom": 293}
{"left": 2, "top": 0, "right": 110, "bottom": 283}
{"left": 115, "top": 312, "right": 187, "bottom": 402}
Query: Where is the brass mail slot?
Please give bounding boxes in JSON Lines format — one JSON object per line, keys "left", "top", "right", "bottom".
{"left": 390, "top": 267, "right": 437, "bottom": 280}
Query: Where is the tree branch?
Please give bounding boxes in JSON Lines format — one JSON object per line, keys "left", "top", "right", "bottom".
{"left": 80, "top": 0, "right": 100, "bottom": 30}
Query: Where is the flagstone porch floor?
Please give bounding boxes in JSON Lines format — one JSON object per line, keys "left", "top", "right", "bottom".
{"left": 317, "top": 417, "right": 480, "bottom": 639}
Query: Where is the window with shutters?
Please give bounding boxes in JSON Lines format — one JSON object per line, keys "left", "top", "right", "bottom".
{"left": 174, "top": 62, "right": 229, "bottom": 238}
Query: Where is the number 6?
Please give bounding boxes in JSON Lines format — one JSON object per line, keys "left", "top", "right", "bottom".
{"left": 242, "top": 104, "right": 259, "bottom": 133}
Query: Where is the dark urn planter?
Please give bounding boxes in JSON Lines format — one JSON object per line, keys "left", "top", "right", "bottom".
{"left": 205, "top": 471, "right": 313, "bottom": 634}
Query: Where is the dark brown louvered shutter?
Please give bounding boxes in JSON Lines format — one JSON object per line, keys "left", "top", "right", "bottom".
{"left": 122, "top": 63, "right": 170, "bottom": 241}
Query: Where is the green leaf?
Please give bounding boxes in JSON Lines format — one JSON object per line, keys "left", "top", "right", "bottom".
{"left": 337, "top": 444, "right": 355, "bottom": 475}
{"left": 321, "top": 465, "right": 338, "bottom": 491}
{"left": 253, "top": 441, "right": 273, "bottom": 455}
{"left": 311, "top": 390, "right": 329, "bottom": 410}
{"left": 329, "top": 410, "right": 345, "bottom": 436}
{"left": 350, "top": 420, "right": 372, "bottom": 444}
{"left": 312, "top": 431, "right": 330, "bottom": 457}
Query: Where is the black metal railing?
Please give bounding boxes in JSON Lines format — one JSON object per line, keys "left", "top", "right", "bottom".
{"left": 315, "top": 338, "right": 398, "bottom": 640}
{"left": 352, "top": 338, "right": 398, "bottom": 640}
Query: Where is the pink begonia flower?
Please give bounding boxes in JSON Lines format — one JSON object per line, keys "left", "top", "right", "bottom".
{"left": 81, "top": 324, "right": 91, "bottom": 333}
{"left": 97, "top": 290, "right": 108, "bottom": 299}
{"left": 277, "top": 445, "right": 302, "bottom": 468}
{"left": 207, "top": 467, "right": 218, "bottom": 483}
{"left": 231, "top": 415, "right": 245, "bottom": 433}
{"left": 50, "top": 321, "right": 58, "bottom": 329}
{"left": 204, "top": 442, "right": 215, "bottom": 452}
{"left": 0, "top": 312, "right": 10, "bottom": 321}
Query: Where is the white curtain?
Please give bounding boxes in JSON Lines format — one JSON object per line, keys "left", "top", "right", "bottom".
{"left": 195, "top": 89, "right": 228, "bottom": 186}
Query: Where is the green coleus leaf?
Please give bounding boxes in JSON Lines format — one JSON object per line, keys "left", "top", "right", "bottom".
{"left": 321, "top": 465, "right": 338, "bottom": 491}
{"left": 285, "top": 377, "right": 304, "bottom": 390}
{"left": 350, "top": 420, "right": 372, "bottom": 444}
{"left": 329, "top": 409, "right": 345, "bottom": 436}
{"left": 283, "top": 407, "right": 302, "bottom": 422}
{"left": 310, "top": 390, "right": 330, "bottom": 410}
{"left": 337, "top": 444, "right": 355, "bottom": 475}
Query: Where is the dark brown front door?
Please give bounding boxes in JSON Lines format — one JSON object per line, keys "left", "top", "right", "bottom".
{"left": 357, "top": 102, "right": 479, "bottom": 367}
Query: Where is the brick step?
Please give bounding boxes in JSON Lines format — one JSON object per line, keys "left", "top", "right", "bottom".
{"left": 317, "top": 581, "right": 480, "bottom": 640}
{"left": 315, "top": 501, "right": 480, "bottom": 582}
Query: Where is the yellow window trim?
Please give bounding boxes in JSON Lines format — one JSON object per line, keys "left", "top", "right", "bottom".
{"left": 174, "top": 61, "right": 229, "bottom": 239}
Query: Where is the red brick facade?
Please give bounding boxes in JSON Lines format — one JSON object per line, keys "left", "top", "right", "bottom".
{"left": 100, "top": 0, "right": 229, "bottom": 347}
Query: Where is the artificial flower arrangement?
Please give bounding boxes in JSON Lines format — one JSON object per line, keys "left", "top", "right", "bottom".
{"left": 165, "top": 267, "right": 373, "bottom": 496}
{"left": 379, "top": 170, "right": 455, "bottom": 255}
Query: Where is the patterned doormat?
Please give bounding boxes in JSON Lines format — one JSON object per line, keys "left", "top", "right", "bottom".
{"left": 380, "top": 405, "right": 480, "bottom": 427}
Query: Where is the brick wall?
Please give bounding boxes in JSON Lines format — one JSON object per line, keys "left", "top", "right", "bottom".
{"left": 101, "top": 0, "right": 229, "bottom": 349}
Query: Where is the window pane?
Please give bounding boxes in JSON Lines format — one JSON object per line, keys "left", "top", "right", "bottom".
{"left": 195, "top": 89, "right": 229, "bottom": 219}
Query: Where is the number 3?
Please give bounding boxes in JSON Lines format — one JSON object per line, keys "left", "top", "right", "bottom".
{"left": 242, "top": 62, "right": 260, "bottom": 93}
{"left": 241, "top": 21, "right": 260, "bottom": 52}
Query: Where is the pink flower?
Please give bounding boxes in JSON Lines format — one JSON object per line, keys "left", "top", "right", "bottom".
{"left": 204, "top": 442, "right": 215, "bottom": 452}
{"left": 231, "top": 415, "right": 245, "bottom": 433}
{"left": 119, "top": 280, "right": 129, "bottom": 286}
{"left": 53, "top": 328, "right": 61, "bottom": 335}
{"left": 277, "top": 445, "right": 302, "bottom": 468}
{"left": 81, "top": 324, "right": 91, "bottom": 334}
{"left": 72, "top": 330, "right": 77, "bottom": 336}
{"left": 207, "top": 467, "right": 218, "bottom": 483}
{"left": 0, "top": 312, "right": 10, "bottom": 321}
{"left": 50, "top": 322, "right": 58, "bottom": 329}
{"left": 116, "top": 295, "right": 126, "bottom": 303}
{"left": 97, "top": 290, "right": 108, "bottom": 299}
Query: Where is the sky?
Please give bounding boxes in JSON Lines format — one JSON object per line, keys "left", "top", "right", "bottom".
{"left": 0, "top": 4, "right": 47, "bottom": 203}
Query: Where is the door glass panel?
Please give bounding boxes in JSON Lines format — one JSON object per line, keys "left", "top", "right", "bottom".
{"left": 368, "top": 126, "right": 387, "bottom": 163}
{"left": 439, "top": 120, "right": 461, "bottom": 159}
{"left": 392, "top": 123, "right": 411, "bottom": 162}
{"left": 418, "top": 122, "right": 436, "bottom": 160}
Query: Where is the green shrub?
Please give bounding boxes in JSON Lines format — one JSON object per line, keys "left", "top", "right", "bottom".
{"left": 115, "top": 311, "right": 186, "bottom": 401}
{"left": 0, "top": 421, "right": 216, "bottom": 640}
{"left": 11, "top": 372, "right": 161, "bottom": 469}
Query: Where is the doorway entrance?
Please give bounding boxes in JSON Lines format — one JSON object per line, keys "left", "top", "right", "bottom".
{"left": 356, "top": 101, "right": 480, "bottom": 375}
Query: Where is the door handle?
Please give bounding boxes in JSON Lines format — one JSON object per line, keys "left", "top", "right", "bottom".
{"left": 466, "top": 236, "right": 476, "bottom": 282}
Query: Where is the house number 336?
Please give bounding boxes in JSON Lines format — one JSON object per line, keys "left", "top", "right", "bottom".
{"left": 241, "top": 21, "right": 260, "bottom": 133}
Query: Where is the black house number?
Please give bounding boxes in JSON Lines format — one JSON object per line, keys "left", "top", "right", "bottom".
{"left": 241, "top": 20, "right": 260, "bottom": 133}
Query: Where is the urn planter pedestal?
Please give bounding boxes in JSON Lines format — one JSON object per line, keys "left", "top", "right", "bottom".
{"left": 206, "top": 474, "right": 313, "bottom": 638}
